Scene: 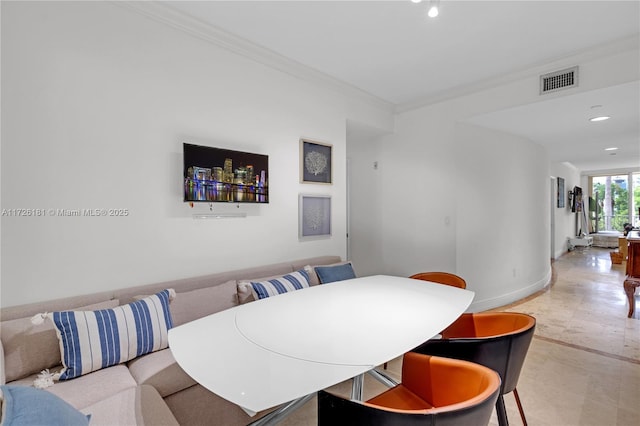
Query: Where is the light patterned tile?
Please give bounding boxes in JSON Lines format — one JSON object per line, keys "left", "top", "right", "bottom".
{"left": 578, "top": 398, "right": 619, "bottom": 426}
{"left": 617, "top": 407, "right": 640, "bottom": 426}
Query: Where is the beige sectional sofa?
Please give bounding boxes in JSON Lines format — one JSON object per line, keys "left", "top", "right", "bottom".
{"left": 0, "top": 255, "right": 343, "bottom": 425}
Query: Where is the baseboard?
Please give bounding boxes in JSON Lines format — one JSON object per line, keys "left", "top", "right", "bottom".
{"left": 467, "top": 267, "right": 552, "bottom": 312}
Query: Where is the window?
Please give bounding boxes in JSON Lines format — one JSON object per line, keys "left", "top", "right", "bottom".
{"left": 591, "top": 173, "right": 639, "bottom": 232}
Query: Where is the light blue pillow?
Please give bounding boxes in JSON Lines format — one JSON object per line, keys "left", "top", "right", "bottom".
{"left": 315, "top": 262, "right": 356, "bottom": 284}
{"left": 250, "top": 269, "right": 311, "bottom": 299}
{"left": 0, "top": 385, "right": 90, "bottom": 426}
{"left": 50, "top": 289, "right": 174, "bottom": 380}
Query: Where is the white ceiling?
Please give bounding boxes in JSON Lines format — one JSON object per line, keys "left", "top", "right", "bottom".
{"left": 164, "top": 0, "right": 640, "bottom": 173}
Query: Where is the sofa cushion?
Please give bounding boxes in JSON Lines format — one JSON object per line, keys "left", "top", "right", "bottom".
{"left": 114, "top": 261, "right": 296, "bottom": 305}
{"left": 51, "top": 290, "right": 173, "bottom": 380}
{"left": 0, "top": 385, "right": 90, "bottom": 426}
{"left": 164, "top": 383, "right": 262, "bottom": 426}
{"left": 290, "top": 256, "right": 342, "bottom": 273}
{"left": 0, "top": 300, "right": 119, "bottom": 383}
{"left": 47, "top": 365, "right": 137, "bottom": 410}
{"left": 249, "top": 269, "right": 311, "bottom": 300}
{"left": 169, "top": 281, "right": 238, "bottom": 326}
{"left": 314, "top": 262, "right": 357, "bottom": 284}
{"left": 5, "top": 365, "right": 137, "bottom": 410}
{"left": 81, "top": 385, "right": 179, "bottom": 426}
{"left": 127, "top": 348, "right": 195, "bottom": 398}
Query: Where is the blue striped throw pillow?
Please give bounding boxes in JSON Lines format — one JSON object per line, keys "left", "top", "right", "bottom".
{"left": 250, "top": 269, "right": 311, "bottom": 300}
{"left": 51, "top": 289, "right": 174, "bottom": 380}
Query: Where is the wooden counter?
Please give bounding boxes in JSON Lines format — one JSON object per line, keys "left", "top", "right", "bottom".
{"left": 624, "top": 231, "right": 640, "bottom": 318}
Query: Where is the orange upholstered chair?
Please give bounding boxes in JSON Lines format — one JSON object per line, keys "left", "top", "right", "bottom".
{"left": 411, "top": 312, "right": 536, "bottom": 426}
{"left": 318, "top": 353, "right": 500, "bottom": 426}
{"left": 409, "top": 272, "right": 467, "bottom": 289}
{"left": 382, "top": 271, "right": 467, "bottom": 370}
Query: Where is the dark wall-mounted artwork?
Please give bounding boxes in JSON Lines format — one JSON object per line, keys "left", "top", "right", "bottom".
{"left": 571, "top": 186, "right": 583, "bottom": 213}
{"left": 300, "top": 139, "right": 332, "bottom": 184}
{"left": 557, "top": 177, "right": 565, "bottom": 208}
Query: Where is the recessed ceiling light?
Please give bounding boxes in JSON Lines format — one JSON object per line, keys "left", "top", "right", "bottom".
{"left": 424, "top": 0, "right": 439, "bottom": 17}
{"left": 589, "top": 116, "right": 611, "bottom": 122}
{"left": 604, "top": 147, "right": 618, "bottom": 151}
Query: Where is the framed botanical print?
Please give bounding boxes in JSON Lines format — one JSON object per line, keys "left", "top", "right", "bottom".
{"left": 299, "top": 194, "right": 331, "bottom": 240}
{"left": 300, "top": 139, "right": 332, "bottom": 184}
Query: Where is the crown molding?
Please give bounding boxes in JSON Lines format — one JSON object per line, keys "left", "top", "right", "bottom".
{"left": 580, "top": 166, "right": 640, "bottom": 177}
{"left": 396, "top": 35, "right": 640, "bottom": 114}
{"left": 114, "top": 1, "right": 394, "bottom": 114}
{"left": 107, "top": 2, "right": 638, "bottom": 119}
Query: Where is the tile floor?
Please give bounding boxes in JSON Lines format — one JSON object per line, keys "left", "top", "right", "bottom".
{"left": 278, "top": 247, "right": 640, "bottom": 425}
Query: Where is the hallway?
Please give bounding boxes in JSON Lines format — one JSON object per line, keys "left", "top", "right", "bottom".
{"left": 496, "top": 247, "right": 639, "bottom": 425}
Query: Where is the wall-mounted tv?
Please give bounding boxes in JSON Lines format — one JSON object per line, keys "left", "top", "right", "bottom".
{"left": 183, "top": 143, "right": 268, "bottom": 203}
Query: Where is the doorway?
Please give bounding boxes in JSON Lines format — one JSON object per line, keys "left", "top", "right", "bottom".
{"left": 550, "top": 177, "right": 556, "bottom": 259}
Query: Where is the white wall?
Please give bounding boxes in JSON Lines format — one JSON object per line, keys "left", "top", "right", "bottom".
{"left": 377, "top": 108, "right": 461, "bottom": 277}
{"left": 551, "top": 162, "right": 582, "bottom": 258}
{"left": 345, "top": 124, "right": 385, "bottom": 276}
{"left": 349, "top": 75, "right": 554, "bottom": 312}
{"left": 455, "top": 124, "right": 551, "bottom": 310}
{"left": 0, "top": 2, "right": 393, "bottom": 307}
{"left": 3, "top": 2, "right": 633, "bottom": 310}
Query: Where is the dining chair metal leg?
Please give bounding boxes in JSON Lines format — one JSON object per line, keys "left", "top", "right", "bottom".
{"left": 513, "top": 388, "right": 527, "bottom": 426}
{"left": 495, "top": 394, "right": 509, "bottom": 426}
{"left": 351, "top": 374, "right": 364, "bottom": 401}
{"left": 247, "top": 393, "right": 315, "bottom": 426}
{"left": 367, "top": 368, "right": 398, "bottom": 388}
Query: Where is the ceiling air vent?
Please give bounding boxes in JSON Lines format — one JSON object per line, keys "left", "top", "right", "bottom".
{"left": 540, "top": 66, "right": 578, "bottom": 94}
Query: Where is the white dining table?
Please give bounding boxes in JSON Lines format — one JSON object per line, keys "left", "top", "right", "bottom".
{"left": 168, "top": 275, "right": 474, "bottom": 424}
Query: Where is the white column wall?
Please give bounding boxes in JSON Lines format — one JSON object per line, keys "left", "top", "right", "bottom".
{"left": 455, "top": 124, "right": 551, "bottom": 310}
